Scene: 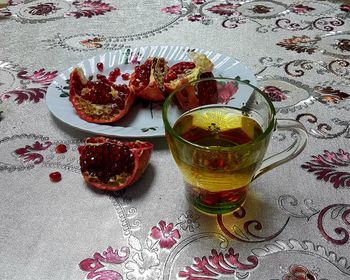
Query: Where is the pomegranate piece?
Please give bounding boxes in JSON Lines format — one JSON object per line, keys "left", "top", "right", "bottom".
{"left": 164, "top": 52, "right": 216, "bottom": 111}
{"left": 49, "top": 171, "right": 62, "bottom": 182}
{"left": 129, "top": 57, "right": 169, "bottom": 102}
{"left": 97, "top": 62, "right": 104, "bottom": 72}
{"left": 196, "top": 71, "right": 217, "bottom": 106}
{"left": 78, "top": 137, "right": 153, "bottom": 191}
{"left": 69, "top": 67, "right": 135, "bottom": 124}
{"left": 55, "top": 144, "right": 67, "bottom": 154}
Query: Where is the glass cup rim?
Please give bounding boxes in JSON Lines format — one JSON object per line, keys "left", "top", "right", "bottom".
{"left": 162, "top": 76, "right": 277, "bottom": 152}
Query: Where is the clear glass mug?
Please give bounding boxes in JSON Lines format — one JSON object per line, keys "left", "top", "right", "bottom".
{"left": 162, "top": 77, "right": 307, "bottom": 215}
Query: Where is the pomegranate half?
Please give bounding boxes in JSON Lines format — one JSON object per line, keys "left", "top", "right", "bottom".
{"left": 78, "top": 137, "right": 153, "bottom": 191}
{"left": 69, "top": 68, "right": 135, "bottom": 124}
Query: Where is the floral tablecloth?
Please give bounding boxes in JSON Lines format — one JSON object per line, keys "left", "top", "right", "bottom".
{"left": 1, "top": 1, "right": 350, "bottom": 279}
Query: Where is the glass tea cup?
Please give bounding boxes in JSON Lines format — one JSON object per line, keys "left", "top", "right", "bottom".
{"left": 162, "top": 77, "right": 307, "bottom": 215}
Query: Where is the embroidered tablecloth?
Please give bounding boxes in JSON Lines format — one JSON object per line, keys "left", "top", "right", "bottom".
{"left": 1, "top": 1, "right": 350, "bottom": 279}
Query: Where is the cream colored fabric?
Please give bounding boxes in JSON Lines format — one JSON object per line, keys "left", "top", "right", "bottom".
{"left": 1, "top": 1, "right": 350, "bottom": 279}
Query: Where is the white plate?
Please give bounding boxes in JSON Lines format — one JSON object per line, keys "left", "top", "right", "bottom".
{"left": 46, "top": 45, "right": 256, "bottom": 138}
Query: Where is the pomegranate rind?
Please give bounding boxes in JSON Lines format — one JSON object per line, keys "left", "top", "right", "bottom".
{"left": 69, "top": 68, "right": 87, "bottom": 103}
{"left": 163, "top": 53, "right": 216, "bottom": 111}
{"left": 172, "top": 85, "right": 199, "bottom": 113}
{"left": 79, "top": 137, "right": 153, "bottom": 191}
{"left": 187, "top": 51, "right": 214, "bottom": 73}
{"left": 129, "top": 57, "right": 168, "bottom": 102}
{"left": 130, "top": 79, "right": 165, "bottom": 102}
{"left": 69, "top": 67, "right": 135, "bottom": 124}
{"left": 164, "top": 51, "right": 214, "bottom": 94}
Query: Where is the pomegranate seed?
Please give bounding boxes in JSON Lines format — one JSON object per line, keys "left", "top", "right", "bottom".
{"left": 112, "top": 67, "right": 121, "bottom": 77}
{"left": 185, "top": 62, "right": 196, "bottom": 69}
{"left": 166, "top": 72, "right": 177, "bottom": 81}
{"left": 121, "top": 73, "right": 130, "bottom": 80}
{"left": 108, "top": 73, "right": 117, "bottom": 82}
{"left": 96, "top": 74, "right": 107, "bottom": 81}
{"left": 55, "top": 144, "right": 67, "bottom": 154}
{"left": 97, "top": 62, "right": 104, "bottom": 72}
{"left": 87, "top": 81, "right": 94, "bottom": 88}
{"left": 49, "top": 171, "right": 62, "bottom": 182}
{"left": 80, "top": 143, "right": 134, "bottom": 184}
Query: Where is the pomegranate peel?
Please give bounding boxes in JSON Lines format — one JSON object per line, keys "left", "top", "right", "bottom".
{"left": 69, "top": 67, "right": 135, "bottom": 124}
{"left": 187, "top": 51, "right": 214, "bottom": 73}
{"left": 164, "top": 51, "right": 214, "bottom": 92}
{"left": 78, "top": 137, "right": 153, "bottom": 191}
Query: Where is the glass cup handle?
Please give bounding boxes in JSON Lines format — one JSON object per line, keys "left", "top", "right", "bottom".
{"left": 253, "top": 119, "right": 308, "bottom": 180}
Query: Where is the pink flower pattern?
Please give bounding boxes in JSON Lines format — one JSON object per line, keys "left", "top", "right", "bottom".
{"left": 28, "top": 3, "right": 59, "bottom": 16}
{"left": 14, "top": 141, "right": 52, "bottom": 164}
{"left": 192, "top": 0, "right": 206, "bottom": 5}
{"left": 263, "top": 85, "right": 288, "bottom": 102}
{"left": 17, "top": 68, "right": 58, "bottom": 85}
{"left": 65, "top": 0, "right": 115, "bottom": 18}
{"left": 207, "top": 3, "right": 240, "bottom": 16}
{"left": 188, "top": 14, "right": 202, "bottom": 22}
{"left": 340, "top": 4, "right": 350, "bottom": 13}
{"left": 1, "top": 68, "right": 58, "bottom": 104}
{"left": 301, "top": 149, "right": 350, "bottom": 188}
{"left": 178, "top": 248, "right": 258, "bottom": 279}
{"left": 291, "top": 4, "right": 315, "bottom": 14}
{"left": 217, "top": 81, "right": 238, "bottom": 103}
{"left": 79, "top": 246, "right": 130, "bottom": 280}
{"left": 160, "top": 5, "right": 181, "bottom": 15}
{"left": 150, "top": 220, "right": 181, "bottom": 249}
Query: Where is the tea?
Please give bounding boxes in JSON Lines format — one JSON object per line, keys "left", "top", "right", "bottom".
{"left": 172, "top": 106, "right": 263, "bottom": 214}
{"left": 164, "top": 77, "right": 307, "bottom": 215}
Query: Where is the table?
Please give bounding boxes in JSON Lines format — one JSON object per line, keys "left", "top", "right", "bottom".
{"left": 1, "top": 1, "right": 350, "bottom": 279}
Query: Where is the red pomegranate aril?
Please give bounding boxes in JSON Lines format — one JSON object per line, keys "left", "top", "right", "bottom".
{"left": 86, "top": 80, "right": 94, "bottom": 88}
{"left": 186, "top": 62, "right": 196, "bottom": 69}
{"left": 49, "top": 171, "right": 62, "bottom": 182}
{"left": 112, "top": 67, "right": 121, "bottom": 77}
{"left": 55, "top": 144, "right": 67, "bottom": 154}
{"left": 80, "top": 143, "right": 135, "bottom": 184}
{"left": 97, "top": 62, "right": 104, "bottom": 72}
{"left": 79, "top": 137, "right": 153, "bottom": 191}
{"left": 166, "top": 72, "right": 177, "bottom": 81}
{"left": 83, "top": 81, "right": 115, "bottom": 104}
{"left": 108, "top": 73, "right": 117, "bottom": 82}
{"left": 121, "top": 73, "right": 130, "bottom": 80}
{"left": 96, "top": 74, "right": 107, "bottom": 81}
